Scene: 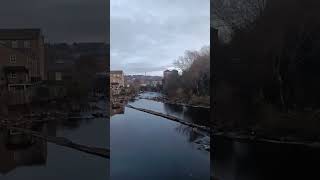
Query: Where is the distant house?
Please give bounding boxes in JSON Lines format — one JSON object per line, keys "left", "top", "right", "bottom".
{"left": 163, "top": 69, "right": 178, "bottom": 79}
{"left": 163, "top": 69, "right": 178, "bottom": 86}
{"left": 110, "top": 70, "right": 124, "bottom": 87}
{"left": 110, "top": 70, "right": 124, "bottom": 95}
{"left": 151, "top": 80, "right": 162, "bottom": 87}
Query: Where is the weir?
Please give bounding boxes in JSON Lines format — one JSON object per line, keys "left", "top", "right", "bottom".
{"left": 0, "top": 125, "right": 110, "bottom": 158}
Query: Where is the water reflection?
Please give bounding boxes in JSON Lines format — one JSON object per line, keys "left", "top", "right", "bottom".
{"left": 0, "top": 130, "right": 46, "bottom": 175}
{"left": 213, "top": 137, "right": 320, "bottom": 180}
{"left": 134, "top": 92, "right": 210, "bottom": 126}
{"left": 163, "top": 103, "right": 210, "bottom": 126}
{"left": 111, "top": 92, "right": 210, "bottom": 179}
{"left": 175, "top": 124, "right": 206, "bottom": 143}
{"left": 111, "top": 106, "right": 125, "bottom": 117}
{"left": 0, "top": 100, "right": 109, "bottom": 179}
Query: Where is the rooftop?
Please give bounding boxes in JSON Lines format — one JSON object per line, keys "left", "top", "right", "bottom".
{"left": 0, "top": 28, "right": 42, "bottom": 40}
{"left": 110, "top": 70, "right": 123, "bottom": 74}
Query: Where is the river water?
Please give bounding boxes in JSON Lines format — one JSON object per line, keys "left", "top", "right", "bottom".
{"left": 213, "top": 136, "right": 320, "bottom": 180}
{"left": 111, "top": 92, "right": 210, "bottom": 180}
{"left": 0, "top": 100, "right": 109, "bottom": 180}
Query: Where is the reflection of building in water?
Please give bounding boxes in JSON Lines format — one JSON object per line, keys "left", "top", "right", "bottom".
{"left": 111, "top": 105, "right": 125, "bottom": 116}
{"left": 0, "top": 128, "right": 47, "bottom": 175}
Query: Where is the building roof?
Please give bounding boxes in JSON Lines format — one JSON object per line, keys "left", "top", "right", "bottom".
{"left": 0, "top": 29, "right": 42, "bottom": 40}
{"left": 110, "top": 70, "right": 123, "bottom": 74}
{"left": 3, "top": 66, "right": 28, "bottom": 73}
{"left": 164, "top": 69, "right": 178, "bottom": 73}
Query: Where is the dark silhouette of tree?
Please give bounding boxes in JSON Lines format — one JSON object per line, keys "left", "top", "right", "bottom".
{"left": 213, "top": 0, "right": 320, "bottom": 133}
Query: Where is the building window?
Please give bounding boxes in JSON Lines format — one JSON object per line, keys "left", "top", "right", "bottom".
{"left": 9, "top": 55, "right": 16, "bottom": 63}
{"left": 24, "top": 41, "right": 31, "bottom": 48}
{"left": 12, "top": 40, "right": 18, "bottom": 48}
{"left": 55, "top": 72, "right": 62, "bottom": 81}
{"left": 10, "top": 73, "right": 17, "bottom": 79}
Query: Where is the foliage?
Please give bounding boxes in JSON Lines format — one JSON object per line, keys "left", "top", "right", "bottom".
{"left": 164, "top": 46, "right": 210, "bottom": 103}
{"left": 213, "top": 0, "right": 320, "bottom": 134}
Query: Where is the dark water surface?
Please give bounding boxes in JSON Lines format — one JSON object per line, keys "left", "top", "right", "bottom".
{"left": 111, "top": 92, "right": 210, "bottom": 180}
{"left": 136, "top": 92, "right": 210, "bottom": 126}
{"left": 0, "top": 100, "right": 109, "bottom": 180}
{"left": 213, "top": 136, "right": 320, "bottom": 180}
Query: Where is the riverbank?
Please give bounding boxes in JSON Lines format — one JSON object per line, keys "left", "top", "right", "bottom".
{"left": 111, "top": 91, "right": 137, "bottom": 116}
{"left": 138, "top": 93, "right": 210, "bottom": 109}
{"left": 136, "top": 92, "right": 320, "bottom": 149}
{"left": 213, "top": 128, "right": 320, "bottom": 149}
{"left": 127, "top": 101, "right": 314, "bottom": 150}
{"left": 213, "top": 103, "right": 320, "bottom": 148}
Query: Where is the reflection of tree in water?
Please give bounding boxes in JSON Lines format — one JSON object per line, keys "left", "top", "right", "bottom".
{"left": 163, "top": 104, "right": 185, "bottom": 120}
{"left": 164, "top": 103, "right": 210, "bottom": 127}
{"left": 164, "top": 104, "right": 183, "bottom": 114}
{"left": 111, "top": 104, "right": 125, "bottom": 117}
{"left": 0, "top": 98, "right": 108, "bottom": 175}
{"left": 175, "top": 124, "right": 204, "bottom": 143}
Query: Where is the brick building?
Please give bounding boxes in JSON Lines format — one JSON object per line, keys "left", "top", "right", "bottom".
{"left": 110, "top": 70, "right": 124, "bottom": 95}
{"left": 0, "top": 29, "right": 46, "bottom": 104}
{"left": 0, "top": 44, "right": 34, "bottom": 91}
{"left": 0, "top": 29, "right": 46, "bottom": 82}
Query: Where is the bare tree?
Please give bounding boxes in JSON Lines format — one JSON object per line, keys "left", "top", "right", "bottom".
{"left": 174, "top": 50, "right": 200, "bottom": 72}
{"left": 212, "top": 0, "right": 266, "bottom": 31}
{"left": 170, "top": 46, "right": 210, "bottom": 97}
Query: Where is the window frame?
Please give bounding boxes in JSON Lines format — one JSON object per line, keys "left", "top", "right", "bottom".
{"left": 12, "top": 40, "right": 18, "bottom": 48}
{"left": 9, "top": 55, "right": 17, "bottom": 63}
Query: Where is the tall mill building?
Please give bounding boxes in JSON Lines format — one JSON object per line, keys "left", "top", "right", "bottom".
{"left": 0, "top": 29, "right": 46, "bottom": 85}
{"left": 110, "top": 70, "right": 124, "bottom": 96}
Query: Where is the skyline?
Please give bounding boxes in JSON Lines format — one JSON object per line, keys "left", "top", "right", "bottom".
{"left": 110, "top": 0, "right": 210, "bottom": 76}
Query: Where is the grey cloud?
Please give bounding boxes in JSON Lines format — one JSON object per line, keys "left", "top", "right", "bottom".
{"left": 111, "top": 0, "right": 210, "bottom": 76}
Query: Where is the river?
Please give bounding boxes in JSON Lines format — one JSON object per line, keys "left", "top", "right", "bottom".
{"left": 111, "top": 92, "right": 210, "bottom": 179}
{"left": 0, "top": 99, "right": 109, "bottom": 180}
{"left": 213, "top": 136, "right": 320, "bottom": 180}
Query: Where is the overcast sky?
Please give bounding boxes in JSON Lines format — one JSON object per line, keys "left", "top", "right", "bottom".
{"left": 0, "top": 0, "right": 109, "bottom": 43}
{"left": 111, "top": 0, "right": 210, "bottom": 76}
